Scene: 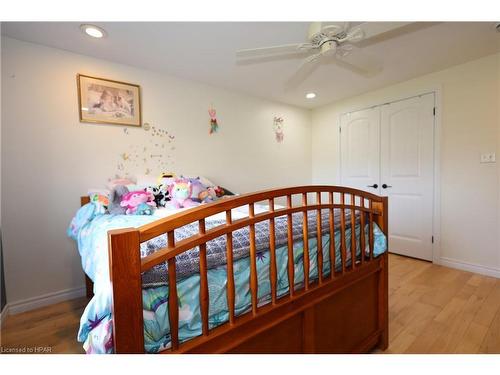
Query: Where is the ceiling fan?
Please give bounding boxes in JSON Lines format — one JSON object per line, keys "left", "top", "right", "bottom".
{"left": 236, "top": 22, "right": 413, "bottom": 88}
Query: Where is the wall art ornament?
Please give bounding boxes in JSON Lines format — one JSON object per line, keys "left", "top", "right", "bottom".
{"left": 273, "top": 116, "right": 284, "bottom": 143}
{"left": 208, "top": 107, "right": 219, "bottom": 134}
{"left": 114, "top": 121, "right": 176, "bottom": 178}
{"left": 77, "top": 74, "right": 141, "bottom": 127}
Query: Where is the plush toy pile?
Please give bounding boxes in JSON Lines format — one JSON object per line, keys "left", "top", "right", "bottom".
{"left": 87, "top": 173, "right": 233, "bottom": 216}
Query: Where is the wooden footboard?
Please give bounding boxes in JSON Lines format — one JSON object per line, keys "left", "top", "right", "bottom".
{"left": 85, "top": 185, "right": 388, "bottom": 353}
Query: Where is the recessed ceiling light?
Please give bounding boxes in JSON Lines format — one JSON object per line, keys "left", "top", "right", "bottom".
{"left": 80, "top": 24, "right": 106, "bottom": 38}
{"left": 306, "top": 92, "right": 316, "bottom": 99}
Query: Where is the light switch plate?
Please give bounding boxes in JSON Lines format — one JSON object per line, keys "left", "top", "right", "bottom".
{"left": 480, "top": 153, "right": 496, "bottom": 163}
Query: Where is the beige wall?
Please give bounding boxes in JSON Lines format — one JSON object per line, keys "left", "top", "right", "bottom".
{"left": 1, "top": 37, "right": 312, "bottom": 306}
{"left": 312, "top": 53, "right": 500, "bottom": 275}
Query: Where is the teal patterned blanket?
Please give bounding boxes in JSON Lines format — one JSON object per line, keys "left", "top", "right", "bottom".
{"left": 141, "top": 208, "right": 355, "bottom": 286}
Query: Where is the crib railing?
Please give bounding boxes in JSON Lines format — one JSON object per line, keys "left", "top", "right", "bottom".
{"left": 107, "top": 185, "right": 388, "bottom": 353}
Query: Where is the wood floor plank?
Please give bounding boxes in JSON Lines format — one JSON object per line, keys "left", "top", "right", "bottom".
{"left": 472, "top": 281, "right": 500, "bottom": 328}
{"left": 479, "top": 305, "right": 500, "bottom": 353}
{"left": 454, "top": 322, "right": 489, "bottom": 353}
{"left": 430, "top": 293, "right": 488, "bottom": 353}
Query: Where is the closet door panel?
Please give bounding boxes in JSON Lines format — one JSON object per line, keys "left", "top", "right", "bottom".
{"left": 380, "top": 93, "right": 435, "bottom": 261}
{"left": 340, "top": 107, "right": 381, "bottom": 196}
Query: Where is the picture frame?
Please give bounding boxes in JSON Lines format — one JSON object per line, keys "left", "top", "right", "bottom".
{"left": 77, "top": 74, "right": 142, "bottom": 126}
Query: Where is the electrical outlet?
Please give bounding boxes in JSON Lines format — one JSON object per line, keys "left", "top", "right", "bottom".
{"left": 480, "top": 153, "right": 496, "bottom": 163}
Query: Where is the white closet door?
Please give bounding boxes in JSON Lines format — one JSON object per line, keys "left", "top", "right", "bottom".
{"left": 340, "top": 107, "right": 381, "bottom": 195}
{"left": 380, "top": 93, "right": 435, "bottom": 261}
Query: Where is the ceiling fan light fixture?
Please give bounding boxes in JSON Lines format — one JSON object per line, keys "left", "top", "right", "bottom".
{"left": 80, "top": 24, "right": 106, "bottom": 38}
{"left": 306, "top": 92, "right": 316, "bottom": 99}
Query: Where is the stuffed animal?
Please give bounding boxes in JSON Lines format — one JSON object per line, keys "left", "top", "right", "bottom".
{"left": 181, "top": 176, "right": 207, "bottom": 203}
{"left": 199, "top": 187, "right": 218, "bottom": 203}
{"left": 132, "top": 202, "right": 155, "bottom": 216}
{"left": 120, "top": 190, "right": 156, "bottom": 215}
{"left": 213, "top": 186, "right": 225, "bottom": 197}
{"left": 144, "top": 184, "right": 170, "bottom": 207}
{"left": 168, "top": 178, "right": 198, "bottom": 209}
{"left": 108, "top": 185, "right": 130, "bottom": 215}
{"left": 90, "top": 193, "right": 110, "bottom": 214}
{"left": 199, "top": 185, "right": 227, "bottom": 203}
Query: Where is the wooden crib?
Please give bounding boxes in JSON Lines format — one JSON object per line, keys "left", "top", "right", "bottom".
{"left": 81, "top": 185, "right": 388, "bottom": 354}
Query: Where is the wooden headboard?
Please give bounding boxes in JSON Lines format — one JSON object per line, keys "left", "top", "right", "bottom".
{"left": 81, "top": 196, "right": 91, "bottom": 206}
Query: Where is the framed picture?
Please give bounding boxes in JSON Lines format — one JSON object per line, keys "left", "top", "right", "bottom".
{"left": 77, "top": 74, "right": 142, "bottom": 126}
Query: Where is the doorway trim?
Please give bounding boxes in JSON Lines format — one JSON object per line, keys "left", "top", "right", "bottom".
{"left": 337, "top": 85, "right": 442, "bottom": 264}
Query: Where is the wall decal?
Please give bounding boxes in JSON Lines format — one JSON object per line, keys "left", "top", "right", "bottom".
{"left": 273, "top": 116, "right": 284, "bottom": 143}
{"left": 208, "top": 107, "right": 219, "bottom": 134}
{"left": 114, "top": 121, "right": 176, "bottom": 178}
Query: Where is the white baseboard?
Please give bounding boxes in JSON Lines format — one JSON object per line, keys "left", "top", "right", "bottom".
{"left": 439, "top": 257, "right": 500, "bottom": 279}
{"left": 0, "top": 304, "right": 9, "bottom": 328}
{"left": 7, "top": 286, "right": 86, "bottom": 315}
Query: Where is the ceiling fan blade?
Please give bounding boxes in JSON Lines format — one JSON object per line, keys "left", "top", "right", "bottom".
{"left": 355, "top": 22, "right": 413, "bottom": 41}
{"left": 345, "top": 27, "right": 364, "bottom": 43}
{"left": 334, "top": 46, "right": 382, "bottom": 77}
{"left": 285, "top": 53, "right": 322, "bottom": 89}
{"left": 322, "top": 22, "right": 350, "bottom": 37}
{"left": 337, "top": 43, "right": 354, "bottom": 57}
{"left": 236, "top": 43, "right": 316, "bottom": 59}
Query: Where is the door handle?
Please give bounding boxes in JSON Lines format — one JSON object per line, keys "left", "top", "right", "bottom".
{"left": 367, "top": 184, "right": 378, "bottom": 189}
{"left": 382, "top": 184, "right": 392, "bottom": 189}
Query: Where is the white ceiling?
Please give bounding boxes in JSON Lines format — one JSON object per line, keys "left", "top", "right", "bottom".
{"left": 2, "top": 22, "right": 500, "bottom": 108}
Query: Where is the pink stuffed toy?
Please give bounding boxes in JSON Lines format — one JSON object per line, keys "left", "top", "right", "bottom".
{"left": 120, "top": 190, "right": 156, "bottom": 215}
{"left": 168, "top": 178, "right": 198, "bottom": 209}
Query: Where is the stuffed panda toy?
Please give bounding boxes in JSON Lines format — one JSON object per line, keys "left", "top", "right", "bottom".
{"left": 145, "top": 184, "right": 170, "bottom": 207}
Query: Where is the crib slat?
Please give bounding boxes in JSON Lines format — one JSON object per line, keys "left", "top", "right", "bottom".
{"left": 286, "top": 195, "right": 295, "bottom": 297}
{"left": 248, "top": 203, "right": 258, "bottom": 315}
{"left": 328, "top": 192, "right": 335, "bottom": 278}
{"left": 369, "top": 200, "right": 374, "bottom": 260}
{"left": 268, "top": 198, "right": 277, "bottom": 304}
{"left": 225, "top": 210, "right": 235, "bottom": 324}
{"left": 316, "top": 192, "right": 323, "bottom": 284}
{"left": 302, "top": 193, "right": 310, "bottom": 290}
{"left": 360, "top": 202, "right": 366, "bottom": 266}
{"left": 167, "top": 231, "right": 179, "bottom": 351}
{"left": 340, "top": 193, "right": 347, "bottom": 274}
{"left": 351, "top": 194, "right": 357, "bottom": 270}
{"left": 198, "top": 219, "right": 209, "bottom": 335}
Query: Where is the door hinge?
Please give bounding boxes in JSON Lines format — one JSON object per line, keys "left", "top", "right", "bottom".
{"left": 431, "top": 236, "right": 434, "bottom": 244}
{"left": 433, "top": 107, "right": 436, "bottom": 116}
{"left": 339, "top": 126, "right": 342, "bottom": 133}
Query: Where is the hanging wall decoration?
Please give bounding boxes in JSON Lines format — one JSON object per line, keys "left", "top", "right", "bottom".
{"left": 273, "top": 116, "right": 284, "bottom": 143}
{"left": 208, "top": 106, "right": 219, "bottom": 134}
{"left": 77, "top": 74, "right": 141, "bottom": 127}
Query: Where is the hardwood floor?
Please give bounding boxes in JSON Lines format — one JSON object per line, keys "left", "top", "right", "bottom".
{"left": 381, "top": 254, "right": 500, "bottom": 353}
{"left": 1, "top": 297, "right": 86, "bottom": 354}
{"left": 1, "top": 254, "right": 499, "bottom": 354}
